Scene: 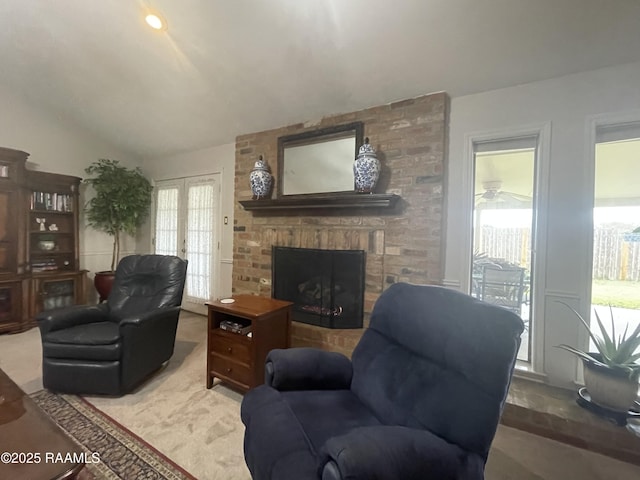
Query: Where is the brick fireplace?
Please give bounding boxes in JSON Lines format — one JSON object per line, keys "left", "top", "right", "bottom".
{"left": 232, "top": 92, "right": 448, "bottom": 356}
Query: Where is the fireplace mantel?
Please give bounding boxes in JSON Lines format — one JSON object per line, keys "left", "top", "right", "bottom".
{"left": 239, "top": 193, "right": 401, "bottom": 212}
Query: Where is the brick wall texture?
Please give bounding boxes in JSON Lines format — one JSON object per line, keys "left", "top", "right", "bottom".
{"left": 233, "top": 92, "right": 449, "bottom": 356}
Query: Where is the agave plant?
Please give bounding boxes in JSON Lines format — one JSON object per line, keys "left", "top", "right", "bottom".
{"left": 557, "top": 302, "right": 640, "bottom": 378}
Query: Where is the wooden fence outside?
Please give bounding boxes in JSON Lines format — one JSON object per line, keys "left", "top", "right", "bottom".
{"left": 478, "top": 226, "right": 640, "bottom": 281}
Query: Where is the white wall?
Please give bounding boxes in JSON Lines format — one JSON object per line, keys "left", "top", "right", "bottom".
{"left": 1, "top": 81, "right": 236, "bottom": 302}
{"left": 446, "top": 61, "right": 640, "bottom": 386}
{"left": 140, "top": 143, "right": 236, "bottom": 299}
{"left": 0, "top": 83, "right": 141, "bottom": 285}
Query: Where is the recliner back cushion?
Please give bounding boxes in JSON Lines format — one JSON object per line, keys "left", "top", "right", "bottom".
{"left": 351, "top": 283, "right": 523, "bottom": 459}
{"left": 108, "top": 255, "right": 187, "bottom": 317}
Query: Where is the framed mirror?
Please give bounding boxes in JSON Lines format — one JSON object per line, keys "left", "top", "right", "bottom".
{"left": 277, "top": 122, "right": 364, "bottom": 197}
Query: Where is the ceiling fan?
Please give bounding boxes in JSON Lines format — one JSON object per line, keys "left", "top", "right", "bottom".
{"left": 475, "top": 181, "right": 532, "bottom": 208}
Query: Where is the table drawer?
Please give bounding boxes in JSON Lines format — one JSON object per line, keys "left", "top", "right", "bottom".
{"left": 210, "top": 355, "right": 252, "bottom": 387}
{"left": 210, "top": 333, "right": 251, "bottom": 363}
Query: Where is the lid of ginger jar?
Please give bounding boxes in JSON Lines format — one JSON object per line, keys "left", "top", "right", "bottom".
{"left": 357, "top": 137, "right": 376, "bottom": 158}
{"left": 252, "top": 155, "right": 269, "bottom": 171}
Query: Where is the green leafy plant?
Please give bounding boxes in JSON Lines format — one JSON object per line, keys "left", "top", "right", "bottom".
{"left": 84, "top": 159, "right": 153, "bottom": 271}
{"left": 557, "top": 302, "right": 640, "bottom": 378}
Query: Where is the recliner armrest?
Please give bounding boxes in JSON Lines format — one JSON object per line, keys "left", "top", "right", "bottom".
{"left": 36, "top": 304, "right": 109, "bottom": 335}
{"left": 265, "top": 348, "right": 352, "bottom": 391}
{"left": 319, "top": 426, "right": 483, "bottom": 480}
{"left": 118, "top": 306, "right": 181, "bottom": 327}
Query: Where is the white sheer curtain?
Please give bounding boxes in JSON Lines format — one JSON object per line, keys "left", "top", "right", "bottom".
{"left": 185, "top": 182, "right": 214, "bottom": 300}
{"left": 154, "top": 187, "right": 179, "bottom": 256}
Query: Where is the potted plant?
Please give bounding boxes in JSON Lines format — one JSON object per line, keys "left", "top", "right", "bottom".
{"left": 84, "top": 159, "right": 153, "bottom": 301}
{"left": 557, "top": 303, "right": 640, "bottom": 412}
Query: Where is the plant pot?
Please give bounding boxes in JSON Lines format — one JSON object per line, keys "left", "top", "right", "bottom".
{"left": 93, "top": 271, "right": 115, "bottom": 303}
{"left": 582, "top": 354, "right": 639, "bottom": 412}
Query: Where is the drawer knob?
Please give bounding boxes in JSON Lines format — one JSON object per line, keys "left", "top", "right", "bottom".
{"left": 227, "top": 347, "right": 233, "bottom": 353}
{"left": 226, "top": 367, "right": 232, "bottom": 373}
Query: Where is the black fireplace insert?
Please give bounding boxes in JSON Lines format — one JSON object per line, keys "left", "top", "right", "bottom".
{"left": 272, "top": 246, "right": 365, "bottom": 329}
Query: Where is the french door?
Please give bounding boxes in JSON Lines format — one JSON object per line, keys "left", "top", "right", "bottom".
{"left": 153, "top": 175, "right": 220, "bottom": 314}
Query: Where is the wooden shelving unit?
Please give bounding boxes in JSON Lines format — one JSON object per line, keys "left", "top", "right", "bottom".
{"left": 0, "top": 147, "right": 87, "bottom": 334}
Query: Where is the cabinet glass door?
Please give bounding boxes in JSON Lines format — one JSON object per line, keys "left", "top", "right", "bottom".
{"left": 40, "top": 279, "right": 75, "bottom": 311}
{"left": 0, "top": 190, "right": 18, "bottom": 274}
{"left": 0, "top": 283, "right": 21, "bottom": 331}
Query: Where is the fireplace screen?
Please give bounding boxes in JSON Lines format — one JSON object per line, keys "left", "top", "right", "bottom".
{"left": 272, "top": 246, "right": 365, "bottom": 329}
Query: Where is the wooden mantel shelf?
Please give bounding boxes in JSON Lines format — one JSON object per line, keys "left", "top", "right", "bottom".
{"left": 239, "top": 193, "right": 401, "bottom": 212}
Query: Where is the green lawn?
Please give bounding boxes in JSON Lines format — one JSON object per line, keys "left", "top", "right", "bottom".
{"left": 591, "top": 279, "right": 640, "bottom": 309}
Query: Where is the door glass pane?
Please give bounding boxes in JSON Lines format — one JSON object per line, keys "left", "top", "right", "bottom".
{"left": 154, "top": 187, "right": 179, "bottom": 256}
{"left": 471, "top": 141, "right": 537, "bottom": 362}
{"left": 185, "top": 183, "right": 215, "bottom": 301}
{"left": 591, "top": 134, "right": 640, "bottom": 353}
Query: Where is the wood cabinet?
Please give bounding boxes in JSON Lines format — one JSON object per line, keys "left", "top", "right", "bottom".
{"left": 0, "top": 280, "right": 26, "bottom": 334}
{"left": 0, "top": 147, "right": 87, "bottom": 334}
{"left": 30, "top": 272, "right": 87, "bottom": 318}
{"left": 206, "top": 295, "right": 292, "bottom": 392}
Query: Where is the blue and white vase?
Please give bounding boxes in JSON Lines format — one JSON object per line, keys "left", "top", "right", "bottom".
{"left": 249, "top": 155, "right": 273, "bottom": 199}
{"left": 353, "top": 137, "right": 380, "bottom": 193}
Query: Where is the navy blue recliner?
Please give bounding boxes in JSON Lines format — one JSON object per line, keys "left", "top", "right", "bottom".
{"left": 241, "top": 282, "right": 524, "bottom": 480}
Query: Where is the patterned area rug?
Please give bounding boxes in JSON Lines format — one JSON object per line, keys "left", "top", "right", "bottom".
{"left": 30, "top": 390, "right": 196, "bottom": 480}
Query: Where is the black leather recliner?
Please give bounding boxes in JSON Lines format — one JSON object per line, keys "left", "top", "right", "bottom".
{"left": 241, "top": 283, "right": 525, "bottom": 480}
{"left": 37, "top": 254, "right": 188, "bottom": 396}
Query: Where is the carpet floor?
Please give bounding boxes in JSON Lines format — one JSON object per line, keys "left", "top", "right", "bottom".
{"left": 31, "top": 390, "right": 196, "bottom": 480}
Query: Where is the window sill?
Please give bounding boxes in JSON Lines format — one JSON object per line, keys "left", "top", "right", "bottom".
{"left": 502, "top": 376, "right": 640, "bottom": 466}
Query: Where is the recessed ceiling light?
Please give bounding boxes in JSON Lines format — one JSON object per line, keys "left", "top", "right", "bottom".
{"left": 145, "top": 12, "right": 167, "bottom": 31}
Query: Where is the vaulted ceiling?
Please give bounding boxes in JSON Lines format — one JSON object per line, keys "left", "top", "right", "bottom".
{"left": 1, "top": 0, "right": 640, "bottom": 158}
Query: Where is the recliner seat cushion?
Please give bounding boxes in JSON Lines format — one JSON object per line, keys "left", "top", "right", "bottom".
{"left": 242, "top": 387, "right": 382, "bottom": 479}
{"left": 43, "top": 322, "right": 121, "bottom": 360}
{"left": 280, "top": 390, "right": 382, "bottom": 453}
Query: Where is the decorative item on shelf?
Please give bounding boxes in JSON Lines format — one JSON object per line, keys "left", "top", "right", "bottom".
{"left": 249, "top": 155, "right": 273, "bottom": 199}
{"left": 37, "top": 235, "right": 56, "bottom": 251}
{"left": 353, "top": 137, "right": 380, "bottom": 193}
{"left": 36, "top": 217, "right": 46, "bottom": 231}
{"left": 556, "top": 302, "right": 640, "bottom": 414}
{"left": 48, "top": 223, "right": 58, "bottom": 232}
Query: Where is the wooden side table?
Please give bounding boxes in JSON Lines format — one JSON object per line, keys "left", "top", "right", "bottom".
{"left": 206, "top": 295, "right": 292, "bottom": 392}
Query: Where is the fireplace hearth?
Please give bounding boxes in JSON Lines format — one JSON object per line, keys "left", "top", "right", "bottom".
{"left": 272, "top": 246, "right": 365, "bottom": 329}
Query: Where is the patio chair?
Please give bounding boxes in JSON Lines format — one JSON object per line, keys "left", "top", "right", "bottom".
{"left": 480, "top": 265, "right": 526, "bottom": 316}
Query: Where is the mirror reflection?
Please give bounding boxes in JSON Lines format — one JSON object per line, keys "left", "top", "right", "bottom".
{"left": 278, "top": 122, "right": 363, "bottom": 197}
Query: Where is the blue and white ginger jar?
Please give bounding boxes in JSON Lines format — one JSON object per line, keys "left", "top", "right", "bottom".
{"left": 249, "top": 155, "right": 272, "bottom": 199}
{"left": 354, "top": 137, "right": 380, "bottom": 193}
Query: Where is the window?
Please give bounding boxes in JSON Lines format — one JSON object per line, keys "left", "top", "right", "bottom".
{"left": 590, "top": 122, "right": 640, "bottom": 354}
{"left": 470, "top": 136, "right": 539, "bottom": 363}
